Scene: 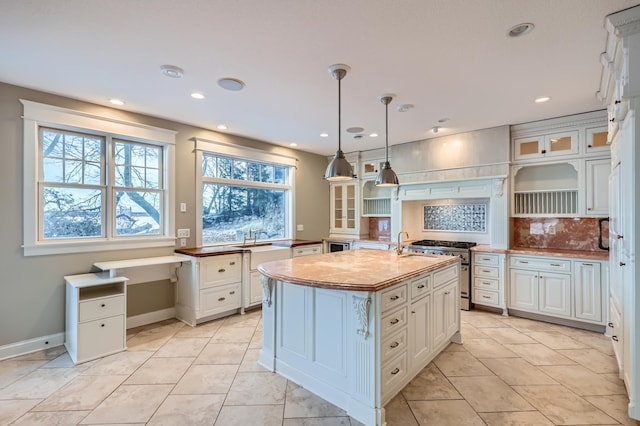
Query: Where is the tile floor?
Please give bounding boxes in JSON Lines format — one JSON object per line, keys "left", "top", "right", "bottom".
{"left": 0, "top": 309, "right": 638, "bottom": 425}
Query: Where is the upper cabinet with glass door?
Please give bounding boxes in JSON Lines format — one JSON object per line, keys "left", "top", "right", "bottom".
{"left": 585, "top": 126, "right": 610, "bottom": 155}
{"left": 513, "top": 130, "right": 578, "bottom": 162}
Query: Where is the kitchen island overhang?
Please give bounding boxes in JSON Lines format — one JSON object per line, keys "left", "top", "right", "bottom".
{"left": 258, "top": 249, "right": 462, "bottom": 426}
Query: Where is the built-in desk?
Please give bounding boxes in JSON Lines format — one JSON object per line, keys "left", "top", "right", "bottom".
{"left": 94, "top": 255, "right": 190, "bottom": 284}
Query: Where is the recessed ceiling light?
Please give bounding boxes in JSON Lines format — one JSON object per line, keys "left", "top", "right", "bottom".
{"left": 190, "top": 92, "right": 205, "bottom": 100}
{"left": 320, "top": 133, "right": 329, "bottom": 138}
{"left": 369, "top": 133, "right": 378, "bottom": 137}
{"left": 508, "top": 23, "right": 534, "bottom": 37}
{"left": 217, "top": 124, "right": 228, "bottom": 130}
{"left": 289, "top": 143, "right": 298, "bottom": 147}
{"left": 346, "top": 127, "right": 364, "bottom": 134}
{"left": 109, "top": 98, "right": 125, "bottom": 106}
{"left": 397, "top": 104, "right": 414, "bottom": 112}
{"left": 431, "top": 126, "right": 440, "bottom": 134}
{"left": 535, "top": 96, "right": 551, "bottom": 103}
{"left": 437, "top": 117, "right": 450, "bottom": 123}
{"left": 160, "top": 64, "right": 184, "bottom": 78}
{"left": 218, "top": 78, "right": 245, "bottom": 91}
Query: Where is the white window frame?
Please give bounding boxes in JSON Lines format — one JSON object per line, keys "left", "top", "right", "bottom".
{"left": 194, "top": 137, "right": 297, "bottom": 247}
{"left": 22, "top": 100, "right": 177, "bottom": 256}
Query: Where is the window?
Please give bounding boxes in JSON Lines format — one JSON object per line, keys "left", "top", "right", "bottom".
{"left": 23, "top": 100, "right": 176, "bottom": 255}
{"left": 195, "top": 138, "right": 296, "bottom": 246}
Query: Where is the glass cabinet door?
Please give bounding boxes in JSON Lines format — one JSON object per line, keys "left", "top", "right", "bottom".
{"left": 586, "top": 126, "right": 609, "bottom": 154}
{"left": 544, "top": 130, "right": 578, "bottom": 157}
{"left": 346, "top": 184, "right": 356, "bottom": 229}
{"left": 333, "top": 185, "right": 343, "bottom": 229}
{"left": 513, "top": 137, "right": 542, "bottom": 160}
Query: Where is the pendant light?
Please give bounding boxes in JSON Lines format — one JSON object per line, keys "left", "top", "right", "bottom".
{"left": 375, "top": 95, "right": 399, "bottom": 187}
{"left": 323, "top": 64, "right": 355, "bottom": 181}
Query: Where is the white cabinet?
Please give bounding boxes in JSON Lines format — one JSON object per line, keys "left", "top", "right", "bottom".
{"left": 574, "top": 261, "right": 602, "bottom": 323}
{"left": 244, "top": 247, "right": 291, "bottom": 308}
{"left": 292, "top": 244, "right": 323, "bottom": 257}
{"left": 176, "top": 253, "right": 243, "bottom": 325}
{"left": 353, "top": 241, "right": 391, "bottom": 250}
{"left": 513, "top": 130, "right": 578, "bottom": 162}
{"left": 432, "top": 280, "right": 458, "bottom": 350}
{"left": 509, "top": 269, "right": 538, "bottom": 311}
{"left": 538, "top": 272, "right": 572, "bottom": 318}
{"left": 585, "top": 126, "right": 610, "bottom": 155}
{"left": 472, "top": 251, "right": 506, "bottom": 314}
{"left": 64, "top": 273, "right": 127, "bottom": 364}
{"left": 585, "top": 158, "right": 611, "bottom": 216}
{"left": 330, "top": 182, "right": 367, "bottom": 236}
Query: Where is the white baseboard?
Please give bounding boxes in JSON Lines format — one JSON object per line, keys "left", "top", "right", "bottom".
{"left": 0, "top": 307, "right": 176, "bottom": 361}
{"left": 0, "top": 332, "right": 65, "bottom": 361}
{"left": 126, "top": 307, "right": 176, "bottom": 329}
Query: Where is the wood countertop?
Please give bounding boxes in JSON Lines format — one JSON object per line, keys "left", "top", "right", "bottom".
{"left": 257, "top": 249, "right": 459, "bottom": 292}
{"left": 175, "top": 246, "right": 247, "bottom": 257}
{"left": 272, "top": 239, "right": 323, "bottom": 248}
{"left": 472, "top": 244, "right": 609, "bottom": 261}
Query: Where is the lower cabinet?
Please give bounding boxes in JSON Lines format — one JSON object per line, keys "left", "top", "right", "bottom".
{"left": 538, "top": 272, "right": 572, "bottom": 317}
{"left": 408, "top": 294, "right": 431, "bottom": 367}
{"left": 292, "top": 243, "right": 323, "bottom": 257}
{"left": 574, "top": 261, "right": 602, "bottom": 322}
{"left": 432, "top": 281, "right": 459, "bottom": 349}
{"left": 472, "top": 251, "right": 506, "bottom": 313}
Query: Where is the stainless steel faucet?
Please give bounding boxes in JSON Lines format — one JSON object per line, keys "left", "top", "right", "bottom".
{"left": 396, "top": 231, "right": 409, "bottom": 255}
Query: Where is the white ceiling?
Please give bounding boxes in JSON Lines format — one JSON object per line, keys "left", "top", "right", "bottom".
{"left": 1, "top": 0, "right": 638, "bottom": 156}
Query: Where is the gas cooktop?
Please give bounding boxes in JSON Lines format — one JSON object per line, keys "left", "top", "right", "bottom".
{"left": 410, "top": 240, "right": 477, "bottom": 249}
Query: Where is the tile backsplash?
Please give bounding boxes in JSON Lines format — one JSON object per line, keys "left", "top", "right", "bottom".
{"left": 511, "top": 217, "right": 609, "bottom": 252}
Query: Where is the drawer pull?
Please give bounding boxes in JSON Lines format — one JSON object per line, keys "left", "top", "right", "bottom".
{"left": 608, "top": 322, "right": 614, "bottom": 328}
{"left": 482, "top": 269, "right": 491, "bottom": 273}
{"left": 482, "top": 295, "right": 491, "bottom": 299}
{"left": 390, "top": 295, "right": 399, "bottom": 301}
{"left": 481, "top": 257, "right": 491, "bottom": 261}
{"left": 612, "top": 335, "right": 619, "bottom": 342}
{"left": 230, "top": 261, "right": 236, "bottom": 265}
{"left": 482, "top": 281, "right": 491, "bottom": 285}
{"left": 519, "top": 261, "right": 529, "bottom": 264}
{"left": 390, "top": 341, "right": 399, "bottom": 348}
{"left": 218, "top": 268, "right": 226, "bottom": 273}
{"left": 390, "top": 318, "right": 399, "bottom": 325}
{"left": 550, "top": 263, "right": 561, "bottom": 267}
{"left": 390, "top": 368, "right": 400, "bottom": 375}
{"left": 444, "top": 291, "right": 450, "bottom": 295}
{"left": 218, "top": 297, "right": 226, "bottom": 302}
{"left": 230, "top": 291, "right": 235, "bottom": 295}
{"left": 417, "top": 284, "right": 425, "bottom": 289}
{"left": 101, "top": 303, "right": 105, "bottom": 307}
{"left": 582, "top": 263, "right": 593, "bottom": 266}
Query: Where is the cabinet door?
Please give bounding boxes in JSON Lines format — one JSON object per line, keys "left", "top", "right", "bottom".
{"left": 332, "top": 184, "right": 344, "bottom": 230}
{"left": 544, "top": 130, "right": 578, "bottom": 157}
{"left": 409, "top": 294, "right": 431, "bottom": 368}
{"left": 249, "top": 270, "right": 262, "bottom": 306}
{"left": 586, "top": 159, "right": 611, "bottom": 216}
{"left": 574, "top": 262, "right": 602, "bottom": 322}
{"left": 345, "top": 183, "right": 356, "bottom": 230}
{"left": 432, "top": 281, "right": 458, "bottom": 349}
{"left": 513, "top": 136, "right": 543, "bottom": 161}
{"left": 586, "top": 126, "right": 609, "bottom": 154}
{"left": 330, "top": 183, "right": 358, "bottom": 233}
{"left": 538, "top": 272, "right": 572, "bottom": 318}
{"left": 509, "top": 269, "right": 538, "bottom": 311}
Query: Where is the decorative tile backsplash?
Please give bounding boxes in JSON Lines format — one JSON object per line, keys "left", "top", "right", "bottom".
{"left": 511, "top": 217, "right": 609, "bottom": 252}
{"left": 423, "top": 202, "right": 487, "bottom": 232}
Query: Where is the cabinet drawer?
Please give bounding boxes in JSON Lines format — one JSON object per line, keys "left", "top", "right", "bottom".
{"left": 474, "top": 289, "right": 499, "bottom": 306}
{"left": 433, "top": 264, "right": 458, "bottom": 289}
{"left": 79, "top": 294, "right": 125, "bottom": 322}
{"left": 381, "top": 284, "right": 407, "bottom": 313}
{"left": 292, "top": 245, "right": 322, "bottom": 257}
{"left": 474, "top": 265, "right": 499, "bottom": 278}
{"left": 474, "top": 277, "right": 499, "bottom": 291}
{"left": 200, "top": 283, "right": 241, "bottom": 315}
{"left": 381, "top": 351, "right": 408, "bottom": 398}
{"left": 509, "top": 256, "right": 571, "bottom": 273}
{"left": 200, "top": 254, "right": 242, "bottom": 289}
{"left": 381, "top": 328, "right": 408, "bottom": 364}
{"left": 381, "top": 306, "right": 407, "bottom": 337}
{"left": 410, "top": 275, "right": 431, "bottom": 300}
{"left": 474, "top": 253, "right": 499, "bottom": 266}
{"left": 77, "top": 314, "right": 125, "bottom": 361}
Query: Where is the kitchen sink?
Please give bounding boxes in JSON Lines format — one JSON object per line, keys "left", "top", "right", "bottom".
{"left": 233, "top": 244, "right": 291, "bottom": 269}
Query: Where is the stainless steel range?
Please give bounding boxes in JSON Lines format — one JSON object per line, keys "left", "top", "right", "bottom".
{"left": 407, "top": 240, "right": 477, "bottom": 310}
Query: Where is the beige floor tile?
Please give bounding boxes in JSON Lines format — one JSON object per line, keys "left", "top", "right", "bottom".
{"left": 557, "top": 348, "right": 620, "bottom": 374}
{"left": 147, "top": 394, "right": 225, "bottom": 425}
{"left": 503, "top": 343, "right": 576, "bottom": 366}
{"left": 0, "top": 360, "right": 48, "bottom": 389}
{"left": 124, "top": 357, "right": 192, "bottom": 384}
{"left": 526, "top": 331, "right": 590, "bottom": 350}
{"left": 81, "top": 350, "right": 153, "bottom": 376}
{"left": 449, "top": 376, "right": 534, "bottom": 412}
{"left": 478, "top": 411, "right": 555, "bottom": 425}
{"left": 174, "top": 318, "right": 223, "bottom": 338}
{"left": 496, "top": 316, "right": 556, "bottom": 332}
{"left": 34, "top": 374, "right": 127, "bottom": 411}
{"left": 0, "top": 367, "right": 82, "bottom": 399}
{"left": 462, "top": 314, "right": 507, "bottom": 328}
{"left": 443, "top": 342, "right": 467, "bottom": 352}
{"left": 172, "top": 364, "right": 238, "bottom": 394}
{"left": 214, "top": 404, "right": 283, "bottom": 425}
{"left": 408, "top": 399, "right": 485, "bottom": 426}
{"left": 0, "top": 399, "right": 42, "bottom": 425}
{"left": 224, "top": 371, "right": 288, "bottom": 405}
{"left": 384, "top": 393, "right": 418, "bottom": 426}
{"left": 401, "top": 363, "right": 461, "bottom": 400}
{"left": 540, "top": 365, "right": 628, "bottom": 396}
{"left": 79, "top": 384, "right": 172, "bottom": 424}
{"left": 11, "top": 409, "right": 90, "bottom": 425}
{"left": 153, "top": 337, "right": 209, "bottom": 358}
{"left": 239, "top": 348, "right": 268, "bottom": 372}
{"left": 433, "top": 351, "right": 494, "bottom": 377}
{"left": 584, "top": 394, "right": 640, "bottom": 426}
{"left": 479, "top": 327, "right": 538, "bottom": 344}
{"left": 249, "top": 330, "right": 263, "bottom": 349}
{"left": 513, "top": 384, "right": 618, "bottom": 425}
{"left": 195, "top": 342, "right": 248, "bottom": 365}
{"left": 480, "top": 358, "right": 557, "bottom": 386}
{"left": 212, "top": 326, "right": 256, "bottom": 343}
{"left": 283, "top": 417, "right": 351, "bottom": 425}
{"left": 284, "top": 381, "right": 347, "bottom": 418}
{"left": 460, "top": 322, "right": 489, "bottom": 339}
{"left": 12, "top": 346, "right": 67, "bottom": 361}
{"left": 461, "top": 338, "right": 519, "bottom": 358}
{"left": 126, "top": 321, "right": 185, "bottom": 351}
{"left": 224, "top": 310, "right": 262, "bottom": 328}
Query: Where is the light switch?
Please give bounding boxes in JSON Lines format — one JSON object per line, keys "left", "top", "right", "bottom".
{"left": 180, "top": 202, "right": 187, "bottom": 212}
{"left": 297, "top": 224, "right": 304, "bottom": 231}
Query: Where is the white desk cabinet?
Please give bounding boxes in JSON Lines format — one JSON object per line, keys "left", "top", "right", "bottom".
{"left": 64, "top": 273, "right": 127, "bottom": 364}
{"left": 292, "top": 244, "right": 323, "bottom": 257}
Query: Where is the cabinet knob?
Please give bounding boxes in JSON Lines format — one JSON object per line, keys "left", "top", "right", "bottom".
{"left": 390, "top": 368, "right": 400, "bottom": 375}
{"left": 101, "top": 323, "right": 105, "bottom": 327}
{"left": 612, "top": 335, "right": 619, "bottom": 341}
{"left": 390, "top": 318, "right": 399, "bottom": 325}
{"left": 230, "top": 261, "right": 235, "bottom": 265}
{"left": 615, "top": 100, "right": 621, "bottom": 104}
{"left": 230, "top": 291, "right": 235, "bottom": 295}
{"left": 587, "top": 207, "right": 592, "bottom": 210}
{"left": 541, "top": 149, "right": 546, "bottom": 154}
{"left": 610, "top": 117, "right": 615, "bottom": 122}
{"left": 444, "top": 291, "right": 450, "bottom": 295}
{"left": 390, "top": 341, "right": 399, "bottom": 348}
{"left": 101, "top": 303, "right": 105, "bottom": 308}
{"left": 617, "top": 234, "right": 624, "bottom": 239}
{"left": 218, "top": 268, "right": 226, "bottom": 273}
{"left": 608, "top": 322, "right": 614, "bottom": 328}
{"left": 620, "top": 262, "right": 626, "bottom": 266}
{"left": 588, "top": 144, "right": 592, "bottom": 148}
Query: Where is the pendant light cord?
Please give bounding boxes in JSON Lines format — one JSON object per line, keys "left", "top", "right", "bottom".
{"left": 385, "top": 100, "right": 389, "bottom": 162}
{"left": 338, "top": 76, "right": 342, "bottom": 152}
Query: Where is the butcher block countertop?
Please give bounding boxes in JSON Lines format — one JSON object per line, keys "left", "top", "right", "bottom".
{"left": 471, "top": 245, "right": 609, "bottom": 261}
{"left": 257, "top": 248, "right": 459, "bottom": 292}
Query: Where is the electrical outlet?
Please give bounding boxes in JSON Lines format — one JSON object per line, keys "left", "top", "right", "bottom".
{"left": 177, "top": 228, "right": 190, "bottom": 238}
{"left": 296, "top": 224, "right": 304, "bottom": 231}
{"left": 180, "top": 202, "right": 187, "bottom": 212}
{"left": 180, "top": 238, "right": 187, "bottom": 247}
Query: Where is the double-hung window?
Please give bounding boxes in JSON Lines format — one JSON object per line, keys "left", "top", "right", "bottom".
{"left": 23, "top": 100, "right": 176, "bottom": 255}
{"left": 195, "top": 138, "right": 296, "bottom": 246}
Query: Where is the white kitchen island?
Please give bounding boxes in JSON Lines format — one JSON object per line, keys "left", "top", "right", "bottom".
{"left": 258, "top": 249, "right": 461, "bottom": 426}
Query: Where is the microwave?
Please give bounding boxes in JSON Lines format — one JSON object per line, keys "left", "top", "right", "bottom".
{"left": 327, "top": 241, "right": 351, "bottom": 252}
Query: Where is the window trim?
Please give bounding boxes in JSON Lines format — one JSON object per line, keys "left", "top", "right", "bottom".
{"left": 194, "top": 137, "right": 297, "bottom": 247}
{"left": 22, "top": 100, "right": 177, "bottom": 256}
